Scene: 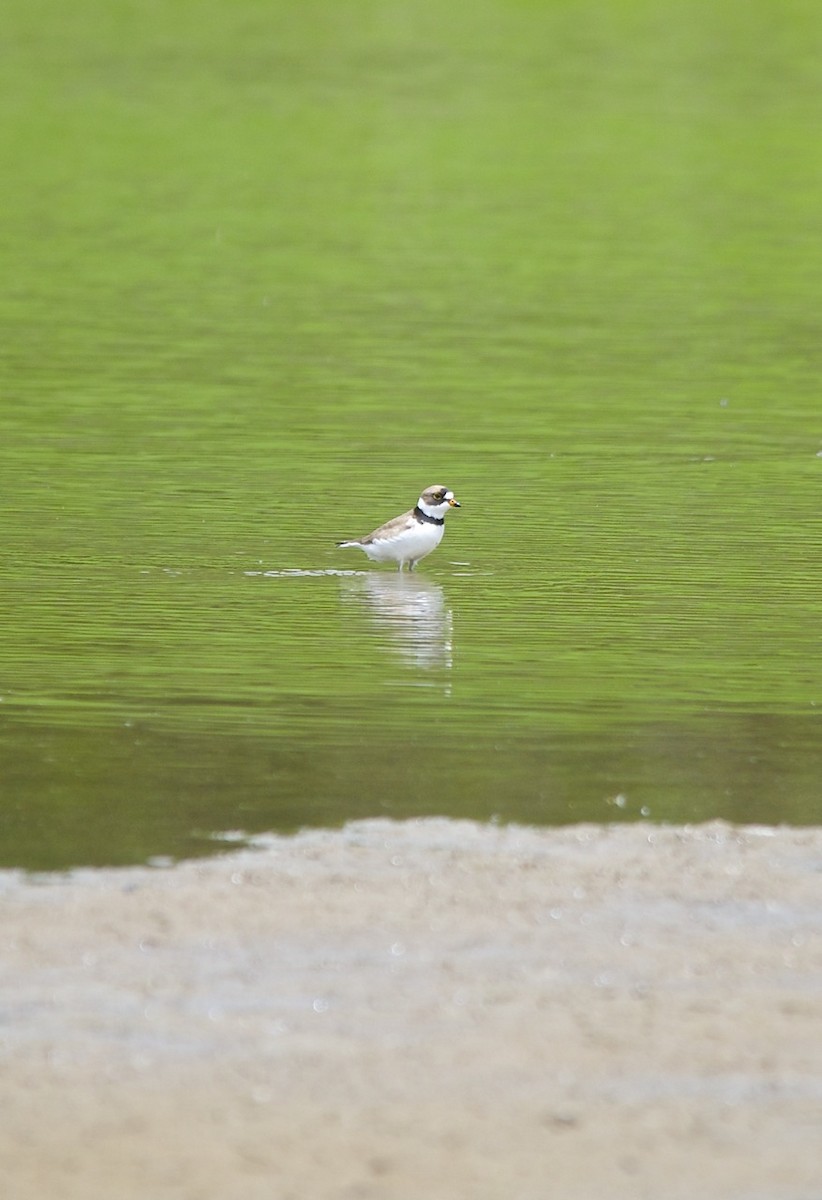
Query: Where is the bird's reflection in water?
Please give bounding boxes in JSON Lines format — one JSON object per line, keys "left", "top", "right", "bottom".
{"left": 341, "top": 574, "right": 453, "bottom": 671}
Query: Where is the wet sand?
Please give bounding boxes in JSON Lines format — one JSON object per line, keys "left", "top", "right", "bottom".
{"left": 2, "top": 818, "right": 821, "bottom": 1199}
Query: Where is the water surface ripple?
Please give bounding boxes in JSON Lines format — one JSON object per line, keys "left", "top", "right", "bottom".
{"left": 2, "top": 0, "right": 821, "bottom": 866}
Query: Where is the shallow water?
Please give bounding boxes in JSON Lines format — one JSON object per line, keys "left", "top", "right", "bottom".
{"left": 2, "top": 0, "right": 822, "bottom": 867}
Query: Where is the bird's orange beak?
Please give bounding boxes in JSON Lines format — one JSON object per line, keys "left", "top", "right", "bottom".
{"left": 448, "top": 497, "right": 461, "bottom": 507}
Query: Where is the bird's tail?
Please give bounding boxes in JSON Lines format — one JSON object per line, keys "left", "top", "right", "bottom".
{"left": 336, "top": 540, "right": 361, "bottom": 548}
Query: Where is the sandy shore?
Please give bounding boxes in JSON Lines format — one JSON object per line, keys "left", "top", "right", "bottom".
{"left": 2, "top": 818, "right": 821, "bottom": 1199}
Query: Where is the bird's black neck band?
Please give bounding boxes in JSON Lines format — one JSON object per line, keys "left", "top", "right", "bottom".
{"left": 414, "top": 505, "right": 444, "bottom": 526}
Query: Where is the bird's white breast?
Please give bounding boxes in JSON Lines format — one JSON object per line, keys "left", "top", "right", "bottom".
{"left": 365, "top": 520, "right": 444, "bottom": 563}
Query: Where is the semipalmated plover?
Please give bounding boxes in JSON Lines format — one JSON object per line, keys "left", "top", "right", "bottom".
{"left": 337, "top": 484, "right": 461, "bottom": 571}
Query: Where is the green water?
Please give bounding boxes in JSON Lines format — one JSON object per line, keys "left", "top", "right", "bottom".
{"left": 2, "top": 0, "right": 821, "bottom": 868}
